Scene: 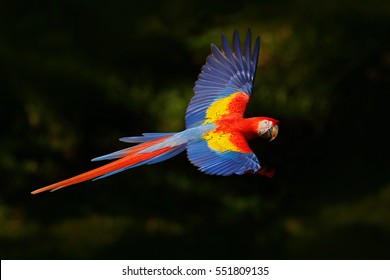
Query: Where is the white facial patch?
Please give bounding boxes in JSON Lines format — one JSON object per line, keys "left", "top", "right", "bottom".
{"left": 258, "top": 120, "right": 272, "bottom": 135}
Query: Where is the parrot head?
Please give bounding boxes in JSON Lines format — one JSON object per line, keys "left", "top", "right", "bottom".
{"left": 258, "top": 118, "right": 279, "bottom": 141}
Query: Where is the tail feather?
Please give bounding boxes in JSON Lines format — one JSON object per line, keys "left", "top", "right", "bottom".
{"left": 119, "top": 132, "right": 176, "bottom": 143}
{"left": 31, "top": 135, "right": 185, "bottom": 194}
{"left": 92, "top": 134, "right": 173, "bottom": 161}
{"left": 93, "top": 145, "right": 186, "bottom": 181}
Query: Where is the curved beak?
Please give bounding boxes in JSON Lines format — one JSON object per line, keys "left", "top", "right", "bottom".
{"left": 270, "top": 124, "right": 279, "bottom": 141}
{"left": 261, "top": 124, "right": 279, "bottom": 142}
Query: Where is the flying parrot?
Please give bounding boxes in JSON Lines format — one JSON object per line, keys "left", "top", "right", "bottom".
{"left": 31, "top": 30, "right": 279, "bottom": 195}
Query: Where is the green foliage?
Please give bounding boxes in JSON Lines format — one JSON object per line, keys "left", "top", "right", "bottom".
{"left": 1, "top": 0, "right": 389, "bottom": 259}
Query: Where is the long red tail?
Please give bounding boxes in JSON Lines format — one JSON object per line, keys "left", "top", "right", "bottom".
{"left": 31, "top": 137, "right": 172, "bottom": 194}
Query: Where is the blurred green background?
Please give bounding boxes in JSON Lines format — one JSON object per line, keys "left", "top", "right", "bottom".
{"left": 1, "top": 0, "right": 389, "bottom": 259}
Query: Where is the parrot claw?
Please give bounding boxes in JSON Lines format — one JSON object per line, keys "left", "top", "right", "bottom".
{"left": 246, "top": 166, "right": 275, "bottom": 178}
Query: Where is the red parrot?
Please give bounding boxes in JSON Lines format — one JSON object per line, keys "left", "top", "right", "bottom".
{"left": 31, "top": 30, "right": 279, "bottom": 194}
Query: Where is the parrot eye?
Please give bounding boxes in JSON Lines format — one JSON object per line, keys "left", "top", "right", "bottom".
{"left": 258, "top": 120, "right": 271, "bottom": 132}
{"left": 258, "top": 119, "right": 278, "bottom": 141}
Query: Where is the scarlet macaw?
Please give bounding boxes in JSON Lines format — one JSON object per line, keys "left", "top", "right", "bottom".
{"left": 31, "top": 30, "right": 279, "bottom": 194}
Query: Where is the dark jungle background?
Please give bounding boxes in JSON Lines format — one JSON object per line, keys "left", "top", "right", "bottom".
{"left": 1, "top": 0, "right": 389, "bottom": 259}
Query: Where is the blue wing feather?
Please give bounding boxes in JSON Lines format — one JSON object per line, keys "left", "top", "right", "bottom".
{"left": 187, "top": 138, "right": 261, "bottom": 176}
{"left": 186, "top": 29, "right": 261, "bottom": 128}
{"left": 233, "top": 31, "right": 244, "bottom": 68}
{"left": 211, "top": 45, "right": 244, "bottom": 82}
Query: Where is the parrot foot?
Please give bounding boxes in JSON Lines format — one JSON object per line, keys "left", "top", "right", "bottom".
{"left": 246, "top": 166, "right": 275, "bottom": 178}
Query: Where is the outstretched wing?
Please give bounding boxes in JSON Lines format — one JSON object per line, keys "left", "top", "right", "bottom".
{"left": 187, "top": 131, "right": 261, "bottom": 175}
{"left": 185, "top": 29, "right": 260, "bottom": 128}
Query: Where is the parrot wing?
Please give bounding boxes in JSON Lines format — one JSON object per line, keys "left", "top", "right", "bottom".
{"left": 185, "top": 29, "right": 260, "bottom": 128}
{"left": 187, "top": 130, "right": 260, "bottom": 175}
